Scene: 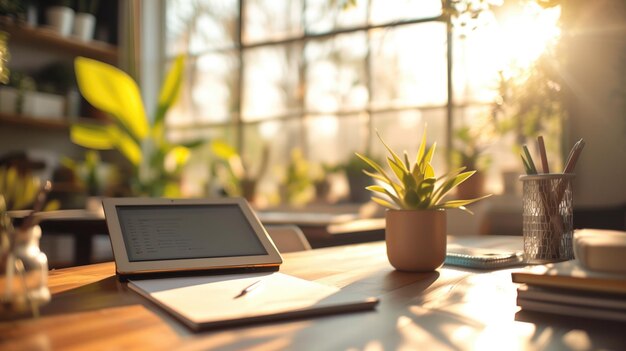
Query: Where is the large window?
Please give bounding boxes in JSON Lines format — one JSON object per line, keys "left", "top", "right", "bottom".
{"left": 164, "top": 0, "right": 562, "bottom": 202}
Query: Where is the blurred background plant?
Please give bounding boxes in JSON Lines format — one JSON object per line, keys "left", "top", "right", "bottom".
{"left": 210, "top": 140, "right": 269, "bottom": 203}
{"left": 70, "top": 55, "right": 202, "bottom": 197}
{"left": 0, "top": 166, "right": 59, "bottom": 211}
{"left": 60, "top": 150, "right": 119, "bottom": 197}
{"left": 281, "top": 148, "right": 315, "bottom": 206}
{"left": 339, "top": 154, "right": 375, "bottom": 203}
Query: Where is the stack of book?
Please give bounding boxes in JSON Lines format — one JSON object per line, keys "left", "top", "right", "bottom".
{"left": 512, "top": 259, "right": 626, "bottom": 321}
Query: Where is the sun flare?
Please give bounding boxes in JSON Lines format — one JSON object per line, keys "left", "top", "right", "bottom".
{"left": 495, "top": 2, "right": 561, "bottom": 71}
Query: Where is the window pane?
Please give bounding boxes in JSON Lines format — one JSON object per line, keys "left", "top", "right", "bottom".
{"left": 242, "top": 44, "right": 303, "bottom": 121}
{"left": 305, "top": 32, "right": 368, "bottom": 113}
{"left": 166, "top": 0, "right": 238, "bottom": 56}
{"left": 305, "top": 0, "right": 368, "bottom": 34}
{"left": 304, "top": 113, "right": 369, "bottom": 165}
{"left": 370, "top": 22, "right": 447, "bottom": 109}
{"left": 371, "top": 108, "right": 446, "bottom": 172}
{"left": 369, "top": 0, "right": 442, "bottom": 25}
{"left": 453, "top": 29, "right": 501, "bottom": 105}
{"left": 166, "top": 125, "right": 235, "bottom": 145}
{"left": 244, "top": 0, "right": 303, "bottom": 44}
{"left": 192, "top": 52, "right": 239, "bottom": 123}
{"left": 168, "top": 54, "right": 238, "bottom": 127}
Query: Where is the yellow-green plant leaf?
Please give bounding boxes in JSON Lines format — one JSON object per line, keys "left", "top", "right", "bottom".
{"left": 371, "top": 196, "right": 398, "bottom": 209}
{"left": 434, "top": 170, "right": 475, "bottom": 206}
{"left": 402, "top": 172, "right": 416, "bottom": 190}
{"left": 363, "top": 169, "right": 387, "bottom": 183}
{"left": 164, "top": 146, "right": 191, "bottom": 173}
{"left": 403, "top": 151, "right": 411, "bottom": 172}
{"left": 75, "top": 57, "right": 148, "bottom": 140}
{"left": 438, "top": 195, "right": 492, "bottom": 210}
{"left": 155, "top": 55, "right": 185, "bottom": 127}
{"left": 357, "top": 153, "right": 402, "bottom": 196}
{"left": 70, "top": 123, "right": 116, "bottom": 150}
{"left": 415, "top": 127, "right": 427, "bottom": 168}
{"left": 376, "top": 131, "right": 408, "bottom": 173}
{"left": 431, "top": 167, "right": 466, "bottom": 204}
{"left": 424, "top": 142, "right": 436, "bottom": 164}
{"left": 387, "top": 157, "right": 407, "bottom": 184}
{"left": 404, "top": 189, "right": 420, "bottom": 208}
{"left": 163, "top": 181, "right": 182, "bottom": 198}
{"left": 419, "top": 142, "right": 436, "bottom": 175}
{"left": 109, "top": 127, "right": 143, "bottom": 166}
{"left": 211, "top": 140, "right": 238, "bottom": 160}
{"left": 366, "top": 185, "right": 403, "bottom": 207}
{"left": 366, "top": 185, "right": 387, "bottom": 194}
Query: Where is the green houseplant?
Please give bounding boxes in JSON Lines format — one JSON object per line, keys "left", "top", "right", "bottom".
{"left": 70, "top": 56, "right": 197, "bottom": 197}
{"left": 356, "top": 127, "right": 490, "bottom": 271}
{"left": 210, "top": 140, "right": 269, "bottom": 203}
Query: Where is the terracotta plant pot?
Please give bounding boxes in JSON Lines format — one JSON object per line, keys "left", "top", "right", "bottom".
{"left": 385, "top": 209, "right": 447, "bottom": 272}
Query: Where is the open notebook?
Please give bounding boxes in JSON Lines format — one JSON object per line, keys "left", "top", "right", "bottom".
{"left": 129, "top": 272, "right": 379, "bottom": 331}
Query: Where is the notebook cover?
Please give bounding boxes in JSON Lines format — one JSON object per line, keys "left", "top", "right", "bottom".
{"left": 511, "top": 259, "right": 626, "bottom": 294}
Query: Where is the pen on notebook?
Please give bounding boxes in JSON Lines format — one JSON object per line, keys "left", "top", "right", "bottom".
{"left": 234, "top": 280, "right": 262, "bottom": 299}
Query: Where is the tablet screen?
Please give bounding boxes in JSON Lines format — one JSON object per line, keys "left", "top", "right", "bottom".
{"left": 116, "top": 204, "right": 268, "bottom": 262}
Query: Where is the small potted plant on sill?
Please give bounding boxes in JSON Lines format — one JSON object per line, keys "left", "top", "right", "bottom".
{"left": 356, "top": 127, "right": 490, "bottom": 272}
{"left": 450, "top": 125, "right": 492, "bottom": 199}
{"left": 210, "top": 140, "right": 269, "bottom": 204}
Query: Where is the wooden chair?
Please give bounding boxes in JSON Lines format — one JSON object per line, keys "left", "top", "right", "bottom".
{"left": 265, "top": 225, "right": 312, "bottom": 253}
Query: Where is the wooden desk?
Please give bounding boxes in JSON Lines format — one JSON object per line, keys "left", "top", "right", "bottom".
{"left": 2, "top": 236, "right": 625, "bottom": 350}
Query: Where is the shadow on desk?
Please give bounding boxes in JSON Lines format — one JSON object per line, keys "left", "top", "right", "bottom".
{"left": 515, "top": 310, "right": 626, "bottom": 349}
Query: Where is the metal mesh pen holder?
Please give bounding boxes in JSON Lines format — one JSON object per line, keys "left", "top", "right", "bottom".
{"left": 520, "top": 173, "right": 575, "bottom": 263}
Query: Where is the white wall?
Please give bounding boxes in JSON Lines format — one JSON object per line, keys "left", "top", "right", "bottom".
{"left": 565, "top": 0, "right": 626, "bottom": 208}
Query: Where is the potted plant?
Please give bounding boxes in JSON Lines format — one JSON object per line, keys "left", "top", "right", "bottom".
{"left": 356, "top": 127, "right": 490, "bottom": 272}
{"left": 450, "top": 125, "right": 492, "bottom": 199}
{"left": 281, "top": 148, "right": 315, "bottom": 206}
{"left": 210, "top": 140, "right": 269, "bottom": 204}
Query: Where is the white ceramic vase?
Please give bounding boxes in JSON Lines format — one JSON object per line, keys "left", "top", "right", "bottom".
{"left": 385, "top": 209, "right": 447, "bottom": 272}
{"left": 46, "top": 6, "right": 75, "bottom": 37}
{"left": 74, "top": 13, "right": 96, "bottom": 42}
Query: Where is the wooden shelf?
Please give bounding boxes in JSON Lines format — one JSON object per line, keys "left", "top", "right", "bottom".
{"left": 4, "top": 23, "right": 118, "bottom": 64}
{"left": 0, "top": 112, "right": 111, "bottom": 130}
{"left": 0, "top": 111, "right": 70, "bottom": 130}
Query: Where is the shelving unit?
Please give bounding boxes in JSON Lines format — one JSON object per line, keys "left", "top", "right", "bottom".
{"left": 4, "top": 23, "right": 118, "bottom": 64}
{"left": 0, "top": 16, "right": 119, "bottom": 135}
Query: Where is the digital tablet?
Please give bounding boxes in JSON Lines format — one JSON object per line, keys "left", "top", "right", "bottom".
{"left": 103, "top": 197, "right": 282, "bottom": 276}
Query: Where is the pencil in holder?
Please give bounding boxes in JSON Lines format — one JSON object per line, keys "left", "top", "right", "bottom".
{"left": 520, "top": 173, "right": 575, "bottom": 263}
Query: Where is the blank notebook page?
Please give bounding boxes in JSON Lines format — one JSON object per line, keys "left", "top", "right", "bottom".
{"left": 128, "top": 272, "right": 378, "bottom": 330}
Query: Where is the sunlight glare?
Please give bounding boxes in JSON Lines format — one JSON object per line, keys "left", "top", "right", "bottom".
{"left": 259, "top": 120, "right": 280, "bottom": 140}
{"left": 496, "top": 2, "right": 561, "bottom": 71}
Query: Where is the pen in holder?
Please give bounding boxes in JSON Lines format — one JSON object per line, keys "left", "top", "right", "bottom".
{"left": 520, "top": 173, "right": 575, "bottom": 263}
